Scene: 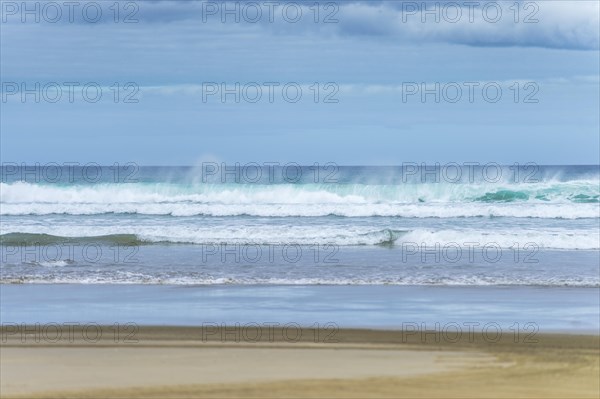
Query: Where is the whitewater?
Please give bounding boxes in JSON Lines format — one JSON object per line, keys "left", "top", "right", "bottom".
{"left": 1, "top": 165, "right": 598, "bottom": 285}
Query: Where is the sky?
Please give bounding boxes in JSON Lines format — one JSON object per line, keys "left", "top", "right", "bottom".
{"left": 0, "top": 0, "right": 599, "bottom": 165}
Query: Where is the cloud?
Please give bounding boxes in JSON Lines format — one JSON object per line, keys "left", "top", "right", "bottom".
{"left": 105, "top": 1, "right": 600, "bottom": 50}
{"left": 2, "top": 1, "right": 597, "bottom": 50}
{"left": 335, "top": 1, "right": 599, "bottom": 50}
{"left": 129, "top": 75, "right": 598, "bottom": 101}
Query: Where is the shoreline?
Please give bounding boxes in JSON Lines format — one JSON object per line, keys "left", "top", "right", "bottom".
{"left": 1, "top": 327, "right": 598, "bottom": 398}
{"left": 3, "top": 324, "right": 600, "bottom": 345}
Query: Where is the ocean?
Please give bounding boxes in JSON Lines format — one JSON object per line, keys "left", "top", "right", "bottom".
{"left": 1, "top": 164, "right": 599, "bottom": 331}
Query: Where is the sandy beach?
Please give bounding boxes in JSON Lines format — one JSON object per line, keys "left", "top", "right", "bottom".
{"left": 1, "top": 326, "right": 598, "bottom": 398}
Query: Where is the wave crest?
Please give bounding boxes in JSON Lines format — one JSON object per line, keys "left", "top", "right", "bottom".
{"left": 1, "top": 181, "right": 598, "bottom": 219}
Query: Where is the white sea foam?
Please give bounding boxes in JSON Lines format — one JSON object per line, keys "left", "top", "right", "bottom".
{"left": 2, "top": 225, "right": 598, "bottom": 249}
{"left": 1, "top": 181, "right": 598, "bottom": 218}
{"left": 3, "top": 274, "right": 598, "bottom": 287}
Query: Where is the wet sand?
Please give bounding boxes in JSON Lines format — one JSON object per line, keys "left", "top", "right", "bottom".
{"left": 1, "top": 326, "right": 598, "bottom": 398}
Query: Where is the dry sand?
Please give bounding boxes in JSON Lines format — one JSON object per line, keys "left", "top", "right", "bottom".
{"left": 1, "top": 326, "right": 598, "bottom": 398}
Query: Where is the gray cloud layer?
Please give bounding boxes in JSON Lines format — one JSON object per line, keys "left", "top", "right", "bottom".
{"left": 2, "top": 1, "right": 598, "bottom": 49}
